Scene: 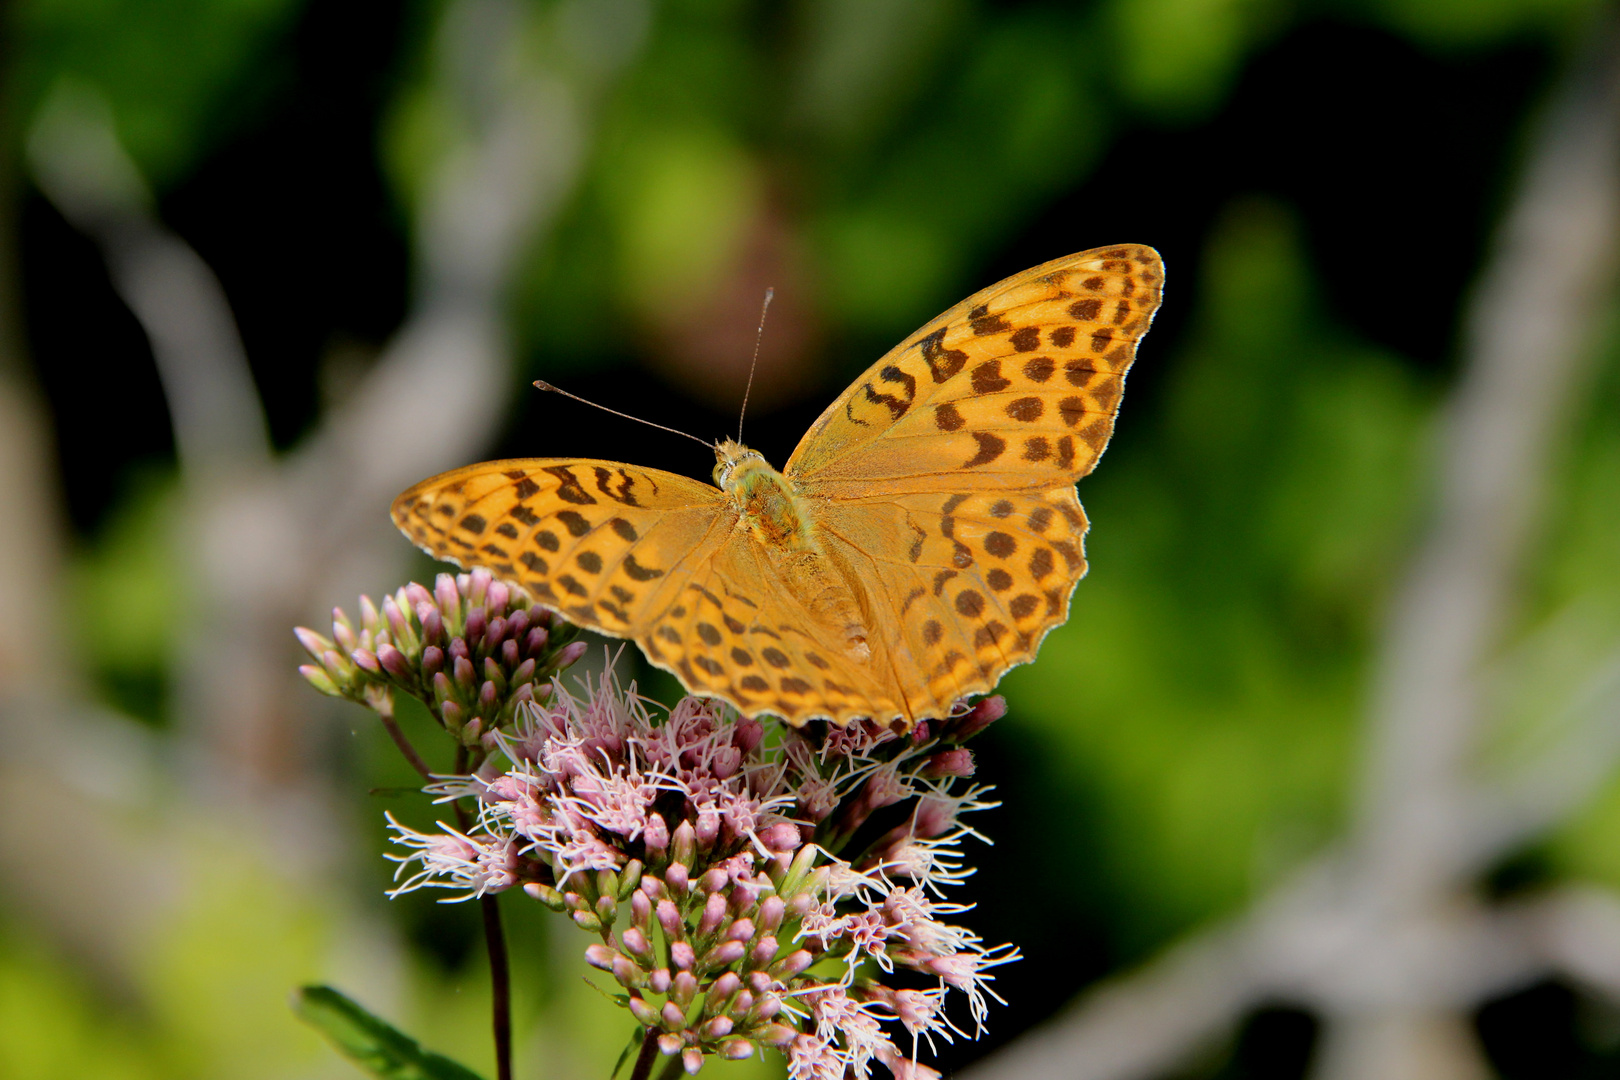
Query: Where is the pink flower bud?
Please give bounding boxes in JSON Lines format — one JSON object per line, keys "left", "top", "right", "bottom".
{"left": 629, "top": 995, "right": 660, "bottom": 1026}
{"left": 699, "top": 893, "right": 727, "bottom": 937}
{"left": 612, "top": 953, "right": 641, "bottom": 986}
{"left": 726, "top": 919, "right": 754, "bottom": 943}
{"left": 731, "top": 881, "right": 761, "bottom": 912}
{"left": 351, "top": 648, "right": 381, "bottom": 674}
{"left": 376, "top": 643, "right": 410, "bottom": 679}
{"left": 752, "top": 994, "right": 781, "bottom": 1021}
{"left": 701, "top": 868, "right": 728, "bottom": 894}
{"left": 630, "top": 890, "right": 652, "bottom": 927}
{"left": 501, "top": 638, "right": 520, "bottom": 668}
{"left": 383, "top": 594, "right": 410, "bottom": 640}
{"left": 759, "top": 823, "right": 800, "bottom": 852}
{"left": 751, "top": 936, "right": 778, "bottom": 965}
{"left": 703, "top": 1016, "right": 733, "bottom": 1039}
{"left": 732, "top": 717, "right": 764, "bottom": 754}
{"left": 293, "top": 626, "right": 330, "bottom": 660}
{"left": 421, "top": 645, "right": 444, "bottom": 676}
{"left": 721, "top": 1039, "right": 753, "bottom": 1060}
{"left": 757, "top": 896, "right": 785, "bottom": 933}
{"left": 758, "top": 1024, "right": 796, "bottom": 1047}
{"left": 524, "top": 626, "right": 548, "bottom": 655}
{"left": 921, "top": 748, "right": 975, "bottom": 778}
{"left": 483, "top": 618, "right": 507, "bottom": 653}
{"left": 671, "top": 942, "right": 695, "bottom": 971}
{"left": 331, "top": 612, "right": 357, "bottom": 652}
{"left": 640, "top": 874, "right": 664, "bottom": 898}
{"left": 649, "top": 968, "right": 672, "bottom": 993}
{"left": 951, "top": 694, "right": 1006, "bottom": 740}
{"left": 453, "top": 654, "right": 476, "bottom": 688}
{"left": 465, "top": 607, "right": 487, "bottom": 644}
{"left": 696, "top": 809, "right": 720, "bottom": 847}
{"left": 468, "top": 568, "right": 492, "bottom": 605}
{"left": 440, "top": 701, "right": 464, "bottom": 729}
{"left": 644, "top": 815, "right": 669, "bottom": 857}
{"left": 363, "top": 593, "right": 388, "bottom": 633}
{"left": 682, "top": 1048, "right": 703, "bottom": 1074}
{"left": 769, "top": 950, "right": 813, "bottom": 980}
{"left": 672, "top": 821, "right": 697, "bottom": 867}
{"left": 572, "top": 908, "right": 602, "bottom": 932}
{"left": 404, "top": 582, "right": 433, "bottom": 608}
{"left": 709, "top": 971, "right": 741, "bottom": 1005}
{"left": 788, "top": 892, "right": 815, "bottom": 917}
{"left": 523, "top": 882, "right": 565, "bottom": 910}
{"left": 486, "top": 581, "right": 509, "bottom": 617}
{"left": 732, "top": 990, "right": 754, "bottom": 1014}
{"left": 419, "top": 606, "right": 444, "bottom": 645}
{"left": 703, "top": 940, "right": 745, "bottom": 967}
{"left": 673, "top": 970, "right": 698, "bottom": 1005}
{"left": 299, "top": 665, "right": 339, "bottom": 695}
{"left": 584, "top": 944, "right": 615, "bottom": 971}
{"left": 554, "top": 640, "right": 588, "bottom": 669}
{"left": 657, "top": 1032, "right": 683, "bottom": 1055}
{"left": 661, "top": 1001, "right": 685, "bottom": 1029}
{"left": 434, "top": 574, "right": 460, "bottom": 615}
{"left": 622, "top": 926, "right": 651, "bottom": 958}
{"left": 658, "top": 899, "right": 683, "bottom": 938}
{"left": 665, "top": 862, "right": 689, "bottom": 894}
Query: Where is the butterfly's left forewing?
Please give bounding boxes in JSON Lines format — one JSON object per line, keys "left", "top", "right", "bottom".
{"left": 392, "top": 459, "right": 732, "bottom": 639}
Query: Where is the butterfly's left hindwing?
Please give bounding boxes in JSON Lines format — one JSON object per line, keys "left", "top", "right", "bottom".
{"left": 391, "top": 459, "right": 730, "bottom": 638}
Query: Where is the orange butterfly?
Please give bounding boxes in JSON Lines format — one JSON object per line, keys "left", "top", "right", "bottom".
{"left": 393, "top": 245, "right": 1164, "bottom": 727}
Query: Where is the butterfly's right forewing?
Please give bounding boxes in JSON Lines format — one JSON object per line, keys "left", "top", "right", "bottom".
{"left": 787, "top": 245, "right": 1163, "bottom": 497}
{"left": 392, "top": 458, "right": 733, "bottom": 641}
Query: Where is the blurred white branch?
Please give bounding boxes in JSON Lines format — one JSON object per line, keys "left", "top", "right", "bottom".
{"left": 966, "top": 16, "right": 1620, "bottom": 1080}
{"left": 23, "top": 0, "right": 649, "bottom": 831}
{"left": 27, "top": 82, "right": 272, "bottom": 476}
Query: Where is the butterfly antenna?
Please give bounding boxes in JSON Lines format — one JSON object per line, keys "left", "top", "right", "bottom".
{"left": 736, "top": 286, "right": 774, "bottom": 444}
{"left": 532, "top": 380, "right": 715, "bottom": 449}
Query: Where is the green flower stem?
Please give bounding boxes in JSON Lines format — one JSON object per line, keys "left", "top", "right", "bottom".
{"left": 480, "top": 896, "right": 513, "bottom": 1080}
{"left": 626, "top": 1030, "right": 659, "bottom": 1080}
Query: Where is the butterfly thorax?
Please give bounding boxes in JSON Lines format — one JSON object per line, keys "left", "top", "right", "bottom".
{"left": 714, "top": 439, "right": 811, "bottom": 551}
{"left": 713, "top": 438, "right": 872, "bottom": 662}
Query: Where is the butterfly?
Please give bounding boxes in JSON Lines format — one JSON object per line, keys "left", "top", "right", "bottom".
{"left": 392, "top": 245, "right": 1164, "bottom": 728}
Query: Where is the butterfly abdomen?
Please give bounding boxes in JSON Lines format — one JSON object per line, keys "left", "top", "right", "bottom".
{"left": 722, "top": 452, "right": 874, "bottom": 665}
{"left": 728, "top": 456, "right": 810, "bottom": 551}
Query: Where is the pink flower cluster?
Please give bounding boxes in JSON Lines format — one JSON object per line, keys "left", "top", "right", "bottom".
{"left": 388, "top": 673, "right": 1016, "bottom": 1077}
{"left": 296, "top": 568, "right": 586, "bottom": 757}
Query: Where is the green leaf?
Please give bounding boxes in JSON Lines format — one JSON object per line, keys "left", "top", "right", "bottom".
{"left": 291, "top": 985, "right": 486, "bottom": 1080}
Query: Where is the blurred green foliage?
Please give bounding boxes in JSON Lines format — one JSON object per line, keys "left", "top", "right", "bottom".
{"left": 12, "top": 0, "right": 304, "bottom": 185}
{"left": 1006, "top": 200, "right": 1433, "bottom": 946}
{"left": 7, "top": 0, "right": 1620, "bottom": 1076}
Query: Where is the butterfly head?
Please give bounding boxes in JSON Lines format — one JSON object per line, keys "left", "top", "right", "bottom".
{"left": 712, "top": 438, "right": 767, "bottom": 489}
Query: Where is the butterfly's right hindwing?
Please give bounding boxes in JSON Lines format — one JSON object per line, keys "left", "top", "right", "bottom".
{"left": 391, "top": 459, "right": 731, "bottom": 639}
